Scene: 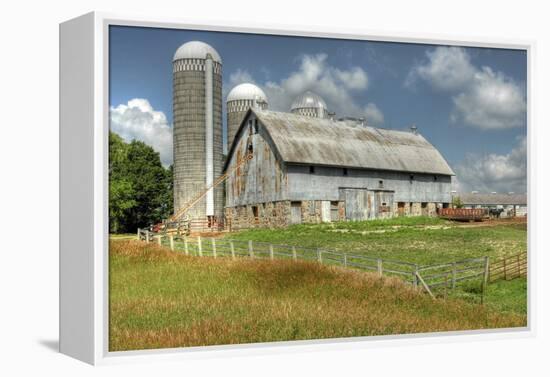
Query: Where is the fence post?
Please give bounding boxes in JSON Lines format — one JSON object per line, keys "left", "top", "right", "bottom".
{"left": 413, "top": 265, "right": 419, "bottom": 289}
{"left": 212, "top": 238, "right": 217, "bottom": 258}
{"left": 137, "top": 228, "right": 140, "bottom": 241}
{"left": 344, "top": 254, "right": 347, "bottom": 268}
{"left": 317, "top": 249, "right": 322, "bottom": 263}
{"left": 451, "top": 262, "right": 457, "bottom": 289}
{"left": 169, "top": 235, "right": 174, "bottom": 251}
{"left": 377, "top": 259, "right": 383, "bottom": 277}
{"left": 483, "top": 256, "right": 490, "bottom": 289}
{"left": 292, "top": 246, "right": 297, "bottom": 261}
{"left": 502, "top": 257, "right": 508, "bottom": 280}
{"left": 145, "top": 230, "right": 150, "bottom": 243}
{"left": 269, "top": 244, "right": 274, "bottom": 260}
{"left": 248, "top": 240, "right": 254, "bottom": 258}
{"left": 198, "top": 236, "right": 203, "bottom": 257}
{"left": 516, "top": 254, "right": 520, "bottom": 279}
{"left": 157, "top": 235, "right": 162, "bottom": 246}
{"left": 184, "top": 238, "right": 189, "bottom": 255}
{"left": 230, "top": 241, "right": 236, "bottom": 260}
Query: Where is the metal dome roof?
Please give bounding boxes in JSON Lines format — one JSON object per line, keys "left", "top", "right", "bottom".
{"left": 227, "top": 83, "right": 268, "bottom": 103}
{"left": 173, "top": 41, "right": 222, "bottom": 63}
{"left": 291, "top": 91, "right": 327, "bottom": 111}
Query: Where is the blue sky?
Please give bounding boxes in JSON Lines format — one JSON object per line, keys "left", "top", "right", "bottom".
{"left": 109, "top": 25, "right": 527, "bottom": 193}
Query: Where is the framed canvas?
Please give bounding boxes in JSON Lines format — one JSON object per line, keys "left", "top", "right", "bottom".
{"left": 59, "top": 12, "right": 533, "bottom": 365}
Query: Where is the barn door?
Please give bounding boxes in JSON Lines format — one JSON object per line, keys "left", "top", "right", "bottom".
{"left": 290, "top": 202, "right": 302, "bottom": 224}
{"left": 341, "top": 188, "right": 369, "bottom": 221}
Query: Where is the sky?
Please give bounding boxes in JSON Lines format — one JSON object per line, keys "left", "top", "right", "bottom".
{"left": 109, "top": 25, "right": 528, "bottom": 194}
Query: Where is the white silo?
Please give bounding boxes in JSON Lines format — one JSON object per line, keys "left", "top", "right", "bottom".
{"left": 172, "top": 41, "right": 224, "bottom": 223}
{"left": 226, "top": 83, "right": 268, "bottom": 151}
{"left": 290, "top": 91, "right": 329, "bottom": 118}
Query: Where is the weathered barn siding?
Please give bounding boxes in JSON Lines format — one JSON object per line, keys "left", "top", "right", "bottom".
{"left": 225, "top": 120, "right": 288, "bottom": 207}
{"left": 286, "top": 165, "right": 452, "bottom": 204}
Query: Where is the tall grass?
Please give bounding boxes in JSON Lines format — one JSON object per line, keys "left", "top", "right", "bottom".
{"left": 109, "top": 240, "right": 526, "bottom": 351}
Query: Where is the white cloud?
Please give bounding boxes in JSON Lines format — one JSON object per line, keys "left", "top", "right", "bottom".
{"left": 363, "top": 103, "right": 384, "bottom": 126}
{"left": 452, "top": 67, "right": 527, "bottom": 129}
{"left": 406, "top": 47, "right": 475, "bottom": 91}
{"left": 110, "top": 98, "right": 173, "bottom": 167}
{"left": 226, "top": 53, "right": 383, "bottom": 126}
{"left": 406, "top": 47, "right": 526, "bottom": 130}
{"left": 453, "top": 136, "right": 527, "bottom": 193}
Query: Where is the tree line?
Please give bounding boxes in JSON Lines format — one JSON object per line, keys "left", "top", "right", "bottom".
{"left": 109, "top": 132, "right": 173, "bottom": 233}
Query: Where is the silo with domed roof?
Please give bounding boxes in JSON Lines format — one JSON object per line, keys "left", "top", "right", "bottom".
{"left": 172, "top": 41, "right": 223, "bottom": 222}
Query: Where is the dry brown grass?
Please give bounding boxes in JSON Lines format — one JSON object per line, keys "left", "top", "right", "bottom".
{"left": 109, "top": 240, "right": 526, "bottom": 351}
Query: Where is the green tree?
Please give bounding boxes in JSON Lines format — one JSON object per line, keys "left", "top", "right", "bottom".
{"left": 109, "top": 132, "right": 173, "bottom": 233}
{"left": 452, "top": 196, "right": 464, "bottom": 209}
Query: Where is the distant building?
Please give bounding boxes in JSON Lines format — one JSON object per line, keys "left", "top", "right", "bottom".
{"left": 224, "top": 108, "right": 455, "bottom": 229}
{"left": 453, "top": 192, "right": 527, "bottom": 217}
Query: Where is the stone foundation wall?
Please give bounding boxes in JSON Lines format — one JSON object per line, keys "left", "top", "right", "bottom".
{"left": 225, "top": 201, "right": 291, "bottom": 230}
{"left": 225, "top": 200, "right": 440, "bottom": 230}
{"left": 411, "top": 202, "right": 422, "bottom": 216}
{"left": 301, "top": 200, "right": 322, "bottom": 224}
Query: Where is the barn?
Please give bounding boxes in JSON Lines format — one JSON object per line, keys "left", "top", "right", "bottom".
{"left": 223, "top": 108, "right": 455, "bottom": 229}
{"left": 453, "top": 192, "right": 528, "bottom": 217}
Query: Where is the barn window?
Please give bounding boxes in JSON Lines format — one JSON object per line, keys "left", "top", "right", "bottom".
{"left": 421, "top": 202, "right": 427, "bottom": 208}
{"left": 343, "top": 168, "right": 348, "bottom": 176}
{"left": 309, "top": 166, "right": 315, "bottom": 174}
{"left": 378, "top": 180, "right": 384, "bottom": 188}
{"left": 410, "top": 174, "right": 414, "bottom": 183}
{"left": 434, "top": 175, "right": 438, "bottom": 181}
{"left": 253, "top": 119, "right": 259, "bottom": 134}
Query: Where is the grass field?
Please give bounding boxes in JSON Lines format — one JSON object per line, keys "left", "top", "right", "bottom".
{"left": 223, "top": 217, "right": 528, "bottom": 316}
{"left": 225, "top": 217, "right": 527, "bottom": 265}
{"left": 109, "top": 240, "right": 526, "bottom": 351}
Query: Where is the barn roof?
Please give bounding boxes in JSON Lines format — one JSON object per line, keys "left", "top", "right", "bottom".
{"left": 453, "top": 193, "right": 527, "bottom": 205}
{"left": 225, "top": 109, "right": 455, "bottom": 175}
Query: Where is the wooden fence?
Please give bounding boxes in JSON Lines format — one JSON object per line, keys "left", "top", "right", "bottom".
{"left": 489, "top": 252, "right": 527, "bottom": 282}
{"left": 137, "top": 229, "right": 490, "bottom": 297}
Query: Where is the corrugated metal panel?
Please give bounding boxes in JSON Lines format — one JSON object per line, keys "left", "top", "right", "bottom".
{"left": 252, "top": 109, "right": 455, "bottom": 176}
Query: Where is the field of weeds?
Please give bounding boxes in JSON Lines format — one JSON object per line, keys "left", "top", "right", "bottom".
{"left": 109, "top": 240, "right": 526, "bottom": 351}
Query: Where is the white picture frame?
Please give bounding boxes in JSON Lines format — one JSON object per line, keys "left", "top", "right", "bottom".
{"left": 59, "top": 11, "right": 534, "bottom": 365}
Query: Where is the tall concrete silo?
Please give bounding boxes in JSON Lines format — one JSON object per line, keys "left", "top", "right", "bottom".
{"left": 226, "top": 83, "right": 268, "bottom": 151}
{"left": 290, "top": 91, "right": 329, "bottom": 118}
{"left": 172, "top": 41, "right": 224, "bottom": 222}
